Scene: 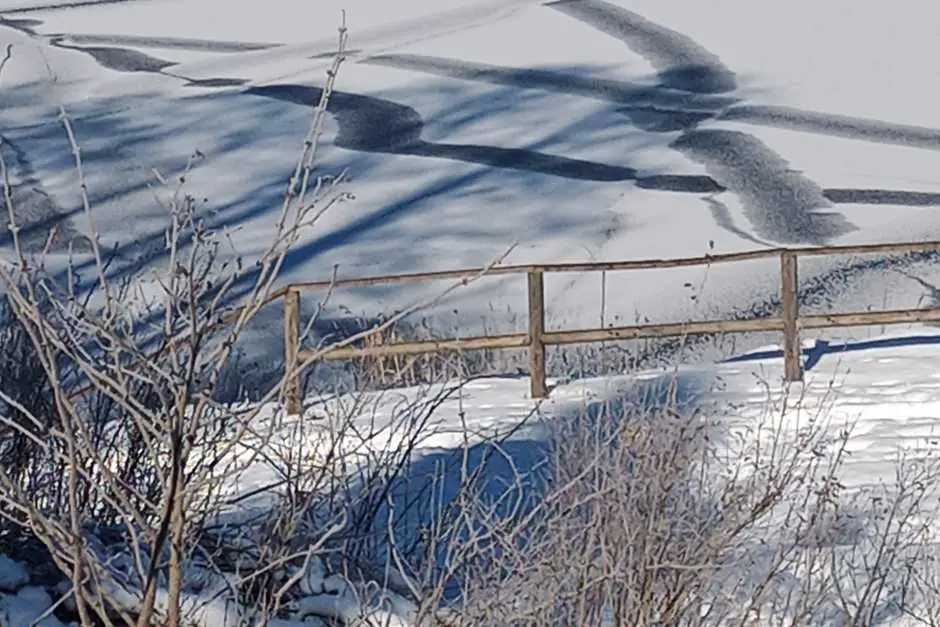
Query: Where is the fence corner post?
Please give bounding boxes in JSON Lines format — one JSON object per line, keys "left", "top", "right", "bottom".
{"left": 780, "top": 250, "right": 802, "bottom": 383}
{"left": 284, "top": 288, "right": 302, "bottom": 416}
{"left": 527, "top": 269, "right": 548, "bottom": 399}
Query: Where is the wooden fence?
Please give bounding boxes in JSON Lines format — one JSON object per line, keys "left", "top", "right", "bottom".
{"left": 281, "top": 240, "right": 940, "bottom": 415}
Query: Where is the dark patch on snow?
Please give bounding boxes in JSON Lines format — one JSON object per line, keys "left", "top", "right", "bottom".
{"left": 0, "top": 136, "right": 91, "bottom": 253}
{"left": 49, "top": 37, "right": 176, "bottom": 73}
{"left": 671, "top": 129, "right": 856, "bottom": 244}
{"left": 547, "top": 0, "right": 737, "bottom": 94}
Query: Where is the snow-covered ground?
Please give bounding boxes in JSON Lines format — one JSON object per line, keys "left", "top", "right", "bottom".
{"left": 6, "top": 0, "right": 940, "bottom": 623}
{"left": 200, "top": 336, "right": 894, "bottom": 497}
{"left": 230, "top": 325, "right": 940, "bottom": 514}
{"left": 7, "top": 326, "right": 940, "bottom": 624}
{"left": 171, "top": 326, "right": 940, "bottom": 625}
{"left": 4, "top": 0, "right": 940, "bottom": 354}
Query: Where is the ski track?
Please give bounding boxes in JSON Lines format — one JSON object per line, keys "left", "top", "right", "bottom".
{"left": 671, "top": 129, "right": 856, "bottom": 245}
{"left": 364, "top": 53, "right": 735, "bottom": 113}
{"left": 249, "top": 83, "right": 736, "bottom": 187}
{"left": 87, "top": 0, "right": 553, "bottom": 82}
{"left": 721, "top": 105, "right": 940, "bottom": 151}
{"left": 57, "top": 33, "right": 278, "bottom": 52}
{"left": 0, "top": 0, "right": 150, "bottom": 14}
{"left": 702, "top": 196, "right": 776, "bottom": 248}
{"left": 50, "top": 36, "right": 175, "bottom": 72}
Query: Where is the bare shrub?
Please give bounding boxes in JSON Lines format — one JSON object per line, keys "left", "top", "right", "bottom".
{"left": 0, "top": 22, "right": 513, "bottom": 626}
{"left": 354, "top": 375, "right": 940, "bottom": 627}
{"left": 219, "top": 379, "right": 485, "bottom": 625}
{"left": 0, "top": 19, "right": 356, "bottom": 625}
{"left": 0, "top": 292, "right": 53, "bottom": 510}
{"left": 359, "top": 316, "right": 464, "bottom": 389}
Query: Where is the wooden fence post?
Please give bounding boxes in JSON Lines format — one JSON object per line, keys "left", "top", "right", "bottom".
{"left": 527, "top": 269, "right": 548, "bottom": 398}
{"left": 284, "top": 288, "right": 302, "bottom": 416}
{"left": 780, "top": 250, "right": 802, "bottom": 382}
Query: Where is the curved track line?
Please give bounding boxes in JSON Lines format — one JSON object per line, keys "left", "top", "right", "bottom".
{"left": 50, "top": 36, "right": 175, "bottom": 73}
{"left": 721, "top": 105, "right": 940, "bottom": 151}
{"left": 249, "top": 83, "right": 640, "bottom": 183}
{"left": 547, "top": 0, "right": 736, "bottom": 94}
{"left": 547, "top": 0, "right": 855, "bottom": 245}
{"left": 368, "top": 53, "right": 940, "bottom": 153}
{"left": 57, "top": 33, "right": 278, "bottom": 53}
{"left": 365, "top": 53, "right": 734, "bottom": 112}
{"left": 0, "top": 0, "right": 149, "bottom": 14}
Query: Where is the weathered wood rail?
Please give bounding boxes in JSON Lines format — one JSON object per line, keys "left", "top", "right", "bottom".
{"left": 281, "top": 240, "right": 940, "bottom": 415}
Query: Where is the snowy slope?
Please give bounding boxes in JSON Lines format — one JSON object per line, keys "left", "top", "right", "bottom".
{"left": 4, "top": 0, "right": 940, "bottom": 351}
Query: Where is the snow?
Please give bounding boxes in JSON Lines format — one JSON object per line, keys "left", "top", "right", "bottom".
{"left": 229, "top": 326, "right": 940, "bottom": 498}
{"left": 0, "top": 586, "right": 66, "bottom": 627}
{"left": 5, "top": 0, "right": 940, "bottom": 345}
{"left": 6, "top": 0, "right": 940, "bottom": 622}
{"left": 168, "top": 325, "right": 940, "bottom": 624}
{"left": 0, "top": 556, "right": 27, "bottom": 593}
{"left": 6, "top": 328, "right": 940, "bottom": 623}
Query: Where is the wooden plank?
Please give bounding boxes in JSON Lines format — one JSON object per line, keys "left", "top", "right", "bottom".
{"left": 283, "top": 288, "right": 301, "bottom": 416}
{"left": 534, "top": 249, "right": 781, "bottom": 273}
{"left": 780, "top": 251, "right": 802, "bottom": 382}
{"left": 70, "top": 238, "right": 940, "bottom": 406}
{"left": 287, "top": 239, "right": 940, "bottom": 291}
{"left": 541, "top": 317, "right": 785, "bottom": 345}
{"left": 795, "top": 240, "right": 940, "bottom": 259}
{"left": 800, "top": 307, "right": 940, "bottom": 329}
{"left": 543, "top": 306, "right": 940, "bottom": 348}
{"left": 528, "top": 270, "right": 547, "bottom": 399}
{"left": 289, "top": 266, "right": 521, "bottom": 290}
{"left": 307, "top": 307, "right": 940, "bottom": 364}
{"left": 303, "top": 332, "right": 530, "bottom": 361}
{"left": 288, "top": 249, "right": 784, "bottom": 290}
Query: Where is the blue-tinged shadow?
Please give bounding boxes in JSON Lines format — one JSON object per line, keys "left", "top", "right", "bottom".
{"left": 723, "top": 333, "right": 940, "bottom": 372}
{"left": 339, "top": 368, "right": 712, "bottom": 599}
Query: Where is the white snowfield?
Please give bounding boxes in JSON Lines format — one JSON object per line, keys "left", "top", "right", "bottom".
{"left": 203, "top": 328, "right": 940, "bottom": 625}
{"left": 223, "top": 329, "right": 940, "bottom": 504}
{"left": 5, "top": 0, "right": 940, "bottom": 624}
{"left": 3, "top": 0, "right": 940, "bottom": 343}
{"left": 6, "top": 327, "right": 940, "bottom": 625}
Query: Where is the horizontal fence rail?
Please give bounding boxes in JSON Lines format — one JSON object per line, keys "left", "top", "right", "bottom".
{"left": 277, "top": 239, "right": 940, "bottom": 415}
{"left": 290, "top": 240, "right": 940, "bottom": 290}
